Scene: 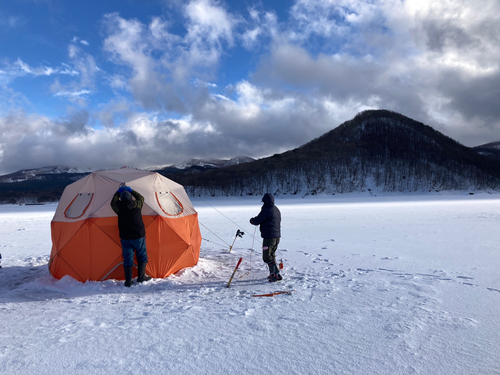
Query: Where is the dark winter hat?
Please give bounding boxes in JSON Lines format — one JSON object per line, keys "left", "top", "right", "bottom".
{"left": 262, "top": 193, "right": 274, "bottom": 205}
{"left": 120, "top": 190, "right": 132, "bottom": 203}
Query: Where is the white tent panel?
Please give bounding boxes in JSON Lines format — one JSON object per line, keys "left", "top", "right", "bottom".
{"left": 53, "top": 168, "right": 197, "bottom": 222}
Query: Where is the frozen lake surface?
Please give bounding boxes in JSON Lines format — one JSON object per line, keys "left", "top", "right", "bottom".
{"left": 1, "top": 194, "right": 500, "bottom": 374}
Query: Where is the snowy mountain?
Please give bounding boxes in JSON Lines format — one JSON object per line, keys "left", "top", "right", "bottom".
{"left": 174, "top": 158, "right": 228, "bottom": 169}
{"left": 172, "top": 156, "right": 255, "bottom": 170}
{"left": 221, "top": 156, "right": 256, "bottom": 167}
{"left": 0, "top": 166, "right": 95, "bottom": 183}
{"left": 0, "top": 156, "right": 255, "bottom": 184}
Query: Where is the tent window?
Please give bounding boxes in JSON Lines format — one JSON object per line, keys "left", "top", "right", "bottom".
{"left": 156, "top": 192, "right": 184, "bottom": 216}
{"left": 65, "top": 193, "right": 94, "bottom": 219}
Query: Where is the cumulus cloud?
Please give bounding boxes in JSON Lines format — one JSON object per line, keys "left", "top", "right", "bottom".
{"left": 190, "top": 80, "right": 374, "bottom": 155}
{"left": 0, "top": 110, "right": 218, "bottom": 173}
{"left": 102, "top": 13, "right": 185, "bottom": 112}
{"left": 255, "top": 0, "right": 500, "bottom": 144}
{"left": 101, "top": 0, "right": 238, "bottom": 114}
{"left": 182, "top": 0, "right": 236, "bottom": 70}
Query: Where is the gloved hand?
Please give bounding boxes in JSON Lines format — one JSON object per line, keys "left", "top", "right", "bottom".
{"left": 118, "top": 186, "right": 133, "bottom": 194}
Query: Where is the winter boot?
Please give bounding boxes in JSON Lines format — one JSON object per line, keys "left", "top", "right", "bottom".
{"left": 124, "top": 266, "right": 134, "bottom": 287}
{"left": 137, "top": 262, "right": 152, "bottom": 283}
{"left": 268, "top": 261, "right": 280, "bottom": 275}
{"left": 268, "top": 273, "right": 283, "bottom": 282}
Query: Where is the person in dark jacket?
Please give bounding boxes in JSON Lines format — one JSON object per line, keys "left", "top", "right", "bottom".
{"left": 250, "top": 193, "right": 282, "bottom": 282}
{"left": 110, "top": 186, "right": 151, "bottom": 287}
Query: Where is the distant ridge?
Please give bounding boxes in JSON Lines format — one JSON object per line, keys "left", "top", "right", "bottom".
{"left": 171, "top": 156, "right": 255, "bottom": 170}
{"left": 0, "top": 157, "right": 254, "bottom": 203}
{"left": 473, "top": 142, "right": 500, "bottom": 162}
{"left": 0, "top": 166, "right": 95, "bottom": 183}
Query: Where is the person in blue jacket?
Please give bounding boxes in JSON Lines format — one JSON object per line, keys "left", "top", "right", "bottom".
{"left": 110, "top": 186, "right": 151, "bottom": 287}
{"left": 250, "top": 193, "right": 282, "bottom": 282}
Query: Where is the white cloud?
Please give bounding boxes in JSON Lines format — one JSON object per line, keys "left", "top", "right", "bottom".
{"left": 185, "top": 0, "right": 234, "bottom": 44}
{"left": 107, "top": 74, "right": 130, "bottom": 92}
{"left": 0, "top": 87, "right": 31, "bottom": 114}
{"left": 0, "top": 58, "right": 80, "bottom": 78}
{"left": 101, "top": 1, "right": 237, "bottom": 112}
{"left": 213, "top": 94, "right": 230, "bottom": 101}
{"left": 241, "top": 9, "right": 278, "bottom": 50}
{"left": 42, "top": 42, "right": 100, "bottom": 106}
{"left": 242, "top": 27, "right": 261, "bottom": 48}
{"left": 103, "top": 13, "right": 178, "bottom": 111}
{"left": 67, "top": 43, "right": 99, "bottom": 89}
{"left": 72, "top": 36, "right": 90, "bottom": 46}
{"left": 53, "top": 90, "right": 92, "bottom": 99}
{"left": 0, "top": 109, "right": 222, "bottom": 174}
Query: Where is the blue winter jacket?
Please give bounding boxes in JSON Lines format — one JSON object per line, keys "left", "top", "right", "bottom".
{"left": 250, "top": 193, "right": 281, "bottom": 239}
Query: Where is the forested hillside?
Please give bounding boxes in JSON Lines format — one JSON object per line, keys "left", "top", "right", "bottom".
{"left": 168, "top": 110, "right": 500, "bottom": 196}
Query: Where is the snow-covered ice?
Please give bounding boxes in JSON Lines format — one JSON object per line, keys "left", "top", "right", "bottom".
{"left": 1, "top": 194, "right": 500, "bottom": 374}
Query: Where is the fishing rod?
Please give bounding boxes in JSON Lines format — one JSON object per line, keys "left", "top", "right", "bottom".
{"left": 229, "top": 229, "right": 244, "bottom": 252}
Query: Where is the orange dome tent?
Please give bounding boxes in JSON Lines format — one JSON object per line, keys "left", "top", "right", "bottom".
{"left": 49, "top": 168, "right": 201, "bottom": 282}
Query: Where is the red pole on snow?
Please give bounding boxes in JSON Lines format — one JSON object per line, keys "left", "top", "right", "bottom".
{"left": 226, "top": 257, "right": 243, "bottom": 288}
{"left": 252, "top": 290, "right": 296, "bottom": 297}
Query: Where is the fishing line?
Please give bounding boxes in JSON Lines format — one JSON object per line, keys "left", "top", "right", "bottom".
{"left": 239, "top": 226, "right": 257, "bottom": 279}
{"left": 199, "top": 221, "right": 231, "bottom": 248}
{"left": 202, "top": 199, "right": 243, "bottom": 228}
{"left": 203, "top": 200, "right": 264, "bottom": 247}
{"left": 201, "top": 237, "right": 229, "bottom": 249}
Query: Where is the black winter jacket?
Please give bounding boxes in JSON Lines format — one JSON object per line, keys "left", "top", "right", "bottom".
{"left": 110, "top": 190, "right": 146, "bottom": 240}
{"left": 250, "top": 193, "right": 281, "bottom": 239}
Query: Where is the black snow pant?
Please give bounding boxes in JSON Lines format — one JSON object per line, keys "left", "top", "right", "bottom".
{"left": 262, "top": 238, "right": 280, "bottom": 275}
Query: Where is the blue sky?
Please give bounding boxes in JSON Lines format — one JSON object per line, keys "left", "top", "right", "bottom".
{"left": 1, "top": 0, "right": 500, "bottom": 174}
